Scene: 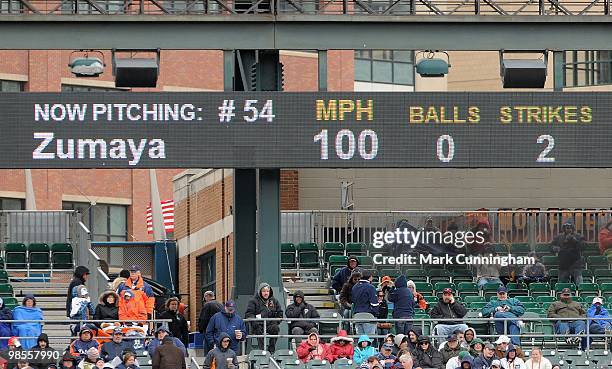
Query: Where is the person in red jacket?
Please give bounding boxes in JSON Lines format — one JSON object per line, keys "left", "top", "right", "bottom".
{"left": 327, "top": 330, "right": 354, "bottom": 363}
{"left": 599, "top": 220, "right": 612, "bottom": 255}
{"left": 297, "top": 332, "right": 330, "bottom": 363}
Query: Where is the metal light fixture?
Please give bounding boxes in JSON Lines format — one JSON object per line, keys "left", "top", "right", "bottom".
{"left": 416, "top": 51, "right": 451, "bottom": 77}
{"left": 500, "top": 50, "right": 548, "bottom": 88}
{"left": 68, "top": 50, "right": 105, "bottom": 77}
{"left": 112, "top": 49, "right": 160, "bottom": 88}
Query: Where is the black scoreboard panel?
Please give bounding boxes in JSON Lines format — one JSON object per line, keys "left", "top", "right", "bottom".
{"left": 0, "top": 92, "right": 610, "bottom": 168}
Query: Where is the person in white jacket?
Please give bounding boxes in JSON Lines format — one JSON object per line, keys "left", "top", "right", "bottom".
{"left": 524, "top": 348, "right": 553, "bottom": 369}
{"left": 501, "top": 345, "right": 525, "bottom": 369}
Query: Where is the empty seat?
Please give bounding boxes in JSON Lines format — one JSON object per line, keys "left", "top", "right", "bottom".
{"left": 281, "top": 359, "right": 306, "bottom": 369}
{"left": 414, "top": 282, "right": 433, "bottom": 295}
{"left": 451, "top": 269, "right": 474, "bottom": 284}
{"left": 28, "top": 243, "right": 50, "bottom": 269}
{"left": 578, "top": 283, "right": 599, "bottom": 296}
{"left": 332, "top": 358, "right": 354, "bottom": 369}
{"left": 587, "top": 256, "right": 609, "bottom": 269}
{"left": 541, "top": 255, "right": 559, "bottom": 268}
{"left": 5, "top": 243, "right": 27, "bottom": 269}
{"left": 457, "top": 282, "right": 479, "bottom": 297}
{"left": 0, "top": 270, "right": 7, "bottom": 284}
{"left": 428, "top": 269, "right": 452, "bottom": 285}
{"left": 2, "top": 296, "right": 18, "bottom": 309}
{"left": 328, "top": 255, "right": 348, "bottom": 277}
{"left": 306, "top": 359, "right": 332, "bottom": 369}
{"left": 322, "top": 243, "right": 344, "bottom": 263}
{"left": 297, "top": 243, "right": 319, "bottom": 269}
{"left": 273, "top": 349, "right": 297, "bottom": 363}
{"left": 0, "top": 283, "right": 14, "bottom": 297}
{"left": 281, "top": 243, "right": 297, "bottom": 269}
{"left": 434, "top": 282, "right": 456, "bottom": 297}
{"left": 345, "top": 243, "right": 366, "bottom": 256}
{"left": 510, "top": 243, "right": 531, "bottom": 255}
{"left": 248, "top": 350, "right": 272, "bottom": 368}
{"left": 355, "top": 256, "right": 373, "bottom": 269}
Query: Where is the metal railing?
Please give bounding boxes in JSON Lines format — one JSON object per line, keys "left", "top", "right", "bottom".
{"left": 0, "top": 0, "right": 610, "bottom": 15}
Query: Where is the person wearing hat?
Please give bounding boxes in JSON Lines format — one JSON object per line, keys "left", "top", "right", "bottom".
{"left": 551, "top": 221, "right": 585, "bottom": 285}
{"left": 29, "top": 333, "right": 57, "bottom": 369}
{"left": 393, "top": 334, "right": 409, "bottom": 356}
{"left": 70, "top": 285, "right": 95, "bottom": 335}
{"left": 482, "top": 286, "right": 525, "bottom": 346}
{"left": 332, "top": 256, "right": 361, "bottom": 293}
{"left": 202, "top": 332, "right": 237, "bottom": 369}
{"left": 547, "top": 288, "right": 587, "bottom": 348}
{"left": 297, "top": 331, "right": 330, "bottom": 363}
{"left": 2, "top": 337, "right": 25, "bottom": 369}
{"left": 388, "top": 275, "right": 415, "bottom": 335}
{"left": 12, "top": 295, "right": 43, "bottom": 350}
{"left": 76, "top": 347, "right": 101, "bottom": 369}
{"left": 118, "top": 288, "right": 147, "bottom": 325}
{"left": 430, "top": 288, "right": 468, "bottom": 341}
{"left": 352, "top": 270, "right": 379, "bottom": 335}
{"left": 445, "top": 351, "right": 471, "bottom": 369}
{"left": 490, "top": 359, "right": 501, "bottom": 369}
{"left": 376, "top": 343, "right": 398, "bottom": 369}
{"left": 152, "top": 336, "right": 187, "bottom": 369}
{"left": 500, "top": 344, "right": 525, "bottom": 369}
{"left": 285, "top": 290, "right": 320, "bottom": 336}
{"left": 406, "top": 280, "right": 428, "bottom": 310}
{"left": 116, "top": 266, "right": 155, "bottom": 319}
{"left": 69, "top": 326, "right": 101, "bottom": 362}
{"left": 146, "top": 324, "right": 186, "bottom": 359}
{"left": 101, "top": 328, "right": 131, "bottom": 363}
{"left": 327, "top": 330, "right": 354, "bottom": 363}
{"left": 205, "top": 301, "right": 247, "bottom": 354}
{"left": 197, "top": 291, "right": 223, "bottom": 352}
{"left": 468, "top": 338, "right": 484, "bottom": 359}
{"left": 587, "top": 296, "right": 612, "bottom": 335}
{"left": 413, "top": 336, "right": 443, "bottom": 369}
{"left": 379, "top": 276, "right": 394, "bottom": 295}
{"left": 67, "top": 266, "right": 90, "bottom": 318}
{"left": 0, "top": 297, "right": 12, "bottom": 350}
{"left": 60, "top": 353, "right": 77, "bottom": 369}
{"left": 94, "top": 291, "right": 119, "bottom": 328}
{"left": 245, "top": 283, "right": 283, "bottom": 352}
{"left": 440, "top": 334, "right": 465, "bottom": 365}
{"left": 472, "top": 343, "right": 496, "bottom": 369}
{"left": 158, "top": 297, "right": 189, "bottom": 347}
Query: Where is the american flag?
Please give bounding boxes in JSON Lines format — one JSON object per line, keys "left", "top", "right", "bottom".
{"left": 146, "top": 200, "right": 175, "bottom": 234}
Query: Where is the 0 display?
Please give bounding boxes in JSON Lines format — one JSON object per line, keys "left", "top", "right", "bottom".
{"left": 0, "top": 92, "right": 610, "bottom": 168}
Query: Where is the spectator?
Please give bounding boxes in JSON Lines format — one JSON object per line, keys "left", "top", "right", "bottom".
{"left": 405, "top": 281, "right": 427, "bottom": 310}
{"left": 146, "top": 324, "right": 186, "bottom": 358}
{"left": 423, "top": 217, "right": 440, "bottom": 232}
{"left": 388, "top": 275, "right": 415, "bottom": 335}
{"left": 70, "top": 285, "right": 95, "bottom": 335}
{"left": 197, "top": 291, "right": 223, "bottom": 353}
{"left": 77, "top": 348, "right": 100, "bottom": 369}
{"left": 524, "top": 348, "right": 553, "bottom": 369}
{"left": 60, "top": 354, "right": 77, "bottom": 369}
{"left": 551, "top": 222, "right": 585, "bottom": 284}
{"left": 376, "top": 344, "right": 397, "bottom": 369}
{"left": 405, "top": 329, "right": 421, "bottom": 356}
{"left": 331, "top": 256, "right": 360, "bottom": 293}
{"left": 12, "top": 295, "right": 43, "bottom": 350}
{"left": 519, "top": 253, "right": 548, "bottom": 285}
{"left": 491, "top": 359, "right": 501, "bottom": 369}
{"left": 94, "top": 291, "right": 119, "bottom": 327}
{"left": 2, "top": 337, "right": 25, "bottom": 369}
{"left": 379, "top": 276, "right": 394, "bottom": 295}
{"left": 396, "top": 353, "right": 415, "bottom": 369}
{"left": 67, "top": 266, "right": 90, "bottom": 318}
{"left": 101, "top": 329, "right": 131, "bottom": 363}
{"left": 468, "top": 339, "right": 484, "bottom": 359}
{"left": 339, "top": 271, "right": 361, "bottom": 317}
{"left": 599, "top": 220, "right": 612, "bottom": 255}
{"left": 117, "top": 266, "right": 155, "bottom": 318}
{"left": 359, "top": 356, "right": 381, "bottom": 369}
{"left": 376, "top": 289, "right": 391, "bottom": 340}
{"left": 285, "top": 290, "right": 320, "bottom": 335}
{"left": 111, "top": 270, "right": 130, "bottom": 293}
{"left": 494, "top": 337, "right": 523, "bottom": 360}
{"left": 476, "top": 251, "right": 503, "bottom": 287}
{"left": 587, "top": 296, "right": 612, "bottom": 335}
{"left": 327, "top": 330, "right": 354, "bottom": 363}
{"left": 0, "top": 298, "right": 12, "bottom": 350}
{"left": 69, "top": 327, "right": 101, "bottom": 361}
{"left": 500, "top": 345, "right": 525, "bottom": 369}
{"left": 463, "top": 328, "right": 476, "bottom": 348}
{"left": 353, "top": 335, "right": 378, "bottom": 365}
{"left": 297, "top": 331, "right": 330, "bottom": 363}
{"left": 202, "top": 333, "right": 237, "bottom": 369}
{"left": 158, "top": 297, "right": 189, "bottom": 347}
{"left": 352, "top": 270, "right": 379, "bottom": 336}
{"left": 115, "top": 352, "right": 139, "bottom": 369}
{"left": 482, "top": 286, "right": 525, "bottom": 346}
{"left": 152, "top": 336, "right": 186, "bottom": 369}
{"left": 117, "top": 289, "right": 147, "bottom": 326}
{"left": 430, "top": 288, "right": 468, "bottom": 339}
{"left": 468, "top": 219, "right": 492, "bottom": 256}
{"left": 440, "top": 334, "right": 463, "bottom": 365}
{"left": 379, "top": 334, "right": 395, "bottom": 353}
{"left": 546, "top": 288, "right": 587, "bottom": 348}
{"left": 29, "top": 334, "right": 56, "bottom": 369}
{"left": 245, "top": 283, "right": 282, "bottom": 353}
{"left": 393, "top": 335, "right": 409, "bottom": 356}
{"left": 205, "top": 301, "right": 247, "bottom": 354}
{"left": 414, "top": 336, "right": 443, "bottom": 369}
{"left": 446, "top": 351, "right": 471, "bottom": 369}
{"left": 472, "top": 343, "right": 496, "bottom": 369}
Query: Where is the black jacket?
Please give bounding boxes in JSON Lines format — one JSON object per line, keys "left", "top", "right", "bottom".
{"left": 101, "top": 340, "right": 132, "bottom": 362}
{"left": 429, "top": 298, "right": 468, "bottom": 326}
{"left": 158, "top": 309, "right": 189, "bottom": 347}
{"left": 472, "top": 354, "right": 494, "bottom": 369}
{"left": 94, "top": 291, "right": 119, "bottom": 327}
{"left": 197, "top": 301, "right": 223, "bottom": 334}
{"left": 414, "top": 346, "right": 444, "bottom": 369}
{"left": 66, "top": 266, "right": 89, "bottom": 316}
{"left": 284, "top": 290, "right": 320, "bottom": 331}
{"left": 377, "top": 299, "right": 388, "bottom": 320}
{"left": 245, "top": 283, "right": 283, "bottom": 332}
{"left": 29, "top": 333, "right": 56, "bottom": 369}
{"left": 552, "top": 232, "right": 586, "bottom": 269}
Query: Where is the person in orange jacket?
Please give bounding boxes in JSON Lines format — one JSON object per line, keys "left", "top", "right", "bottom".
{"left": 118, "top": 289, "right": 147, "bottom": 323}
{"left": 599, "top": 220, "right": 612, "bottom": 255}
{"left": 116, "top": 266, "right": 155, "bottom": 317}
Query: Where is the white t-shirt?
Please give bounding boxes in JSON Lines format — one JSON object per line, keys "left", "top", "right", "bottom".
{"left": 501, "top": 357, "right": 526, "bottom": 369}
{"left": 524, "top": 357, "right": 553, "bottom": 369}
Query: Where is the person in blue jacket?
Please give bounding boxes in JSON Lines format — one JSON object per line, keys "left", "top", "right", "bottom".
{"left": 206, "top": 300, "right": 248, "bottom": 354}
{"left": 481, "top": 286, "right": 525, "bottom": 346}
{"left": 331, "top": 256, "right": 360, "bottom": 293}
{"left": 387, "top": 275, "right": 415, "bottom": 335}
{"left": 11, "top": 295, "right": 43, "bottom": 350}
{"left": 353, "top": 335, "right": 378, "bottom": 365}
{"left": 352, "top": 270, "right": 379, "bottom": 335}
{"left": 145, "top": 324, "right": 186, "bottom": 359}
{"left": 0, "top": 297, "right": 12, "bottom": 350}
{"left": 587, "top": 297, "right": 612, "bottom": 334}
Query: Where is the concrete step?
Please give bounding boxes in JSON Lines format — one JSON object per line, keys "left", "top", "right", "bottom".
{"left": 286, "top": 287, "right": 332, "bottom": 296}
{"left": 27, "top": 295, "right": 67, "bottom": 302}
{"left": 10, "top": 282, "right": 70, "bottom": 289}
{"left": 311, "top": 301, "right": 336, "bottom": 309}
{"left": 284, "top": 281, "right": 328, "bottom": 289}
{"left": 14, "top": 288, "right": 67, "bottom": 296}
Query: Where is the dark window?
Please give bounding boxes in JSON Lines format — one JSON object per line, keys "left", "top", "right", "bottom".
{"left": 355, "top": 50, "right": 415, "bottom": 86}
{"left": 0, "top": 198, "right": 25, "bottom": 210}
{"left": 61, "top": 84, "right": 123, "bottom": 92}
{"left": 564, "top": 50, "right": 612, "bottom": 88}
{"left": 0, "top": 0, "right": 23, "bottom": 14}
{"left": 0, "top": 80, "right": 25, "bottom": 92}
{"left": 63, "top": 202, "right": 128, "bottom": 241}
{"left": 199, "top": 251, "right": 216, "bottom": 295}
{"left": 60, "top": 0, "right": 125, "bottom": 14}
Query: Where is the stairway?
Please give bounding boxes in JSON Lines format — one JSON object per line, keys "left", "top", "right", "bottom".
{"left": 283, "top": 281, "right": 336, "bottom": 311}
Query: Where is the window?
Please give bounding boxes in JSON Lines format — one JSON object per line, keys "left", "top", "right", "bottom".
{"left": 564, "top": 51, "right": 612, "bottom": 88}
{"left": 63, "top": 202, "right": 128, "bottom": 241}
{"left": 0, "top": 198, "right": 24, "bottom": 210}
{"left": 62, "top": 85, "right": 122, "bottom": 92}
{"left": 0, "top": 80, "right": 25, "bottom": 92}
{"left": 163, "top": 0, "right": 206, "bottom": 13}
{"left": 0, "top": 0, "right": 23, "bottom": 14}
{"left": 355, "top": 50, "right": 415, "bottom": 86}
{"left": 60, "top": 0, "right": 124, "bottom": 14}
{"left": 199, "top": 251, "right": 216, "bottom": 296}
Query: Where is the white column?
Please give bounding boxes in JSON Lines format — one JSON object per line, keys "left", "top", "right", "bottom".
{"left": 149, "top": 169, "right": 165, "bottom": 241}
{"left": 25, "top": 169, "right": 36, "bottom": 210}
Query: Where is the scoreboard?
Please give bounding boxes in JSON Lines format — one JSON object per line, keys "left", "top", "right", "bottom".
{"left": 0, "top": 92, "right": 610, "bottom": 168}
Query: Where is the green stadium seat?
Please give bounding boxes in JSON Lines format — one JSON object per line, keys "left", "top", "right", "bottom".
{"left": 403, "top": 268, "right": 428, "bottom": 282}
{"left": 554, "top": 283, "right": 576, "bottom": 295}
{"left": 587, "top": 256, "right": 609, "bottom": 269}
{"left": 424, "top": 295, "right": 439, "bottom": 306}
{"left": 434, "top": 282, "right": 456, "bottom": 296}
{"left": 378, "top": 268, "right": 401, "bottom": 279}
{"left": 428, "top": 269, "right": 452, "bottom": 285}
{"left": 332, "top": 358, "right": 354, "bottom": 369}
{"left": 514, "top": 295, "right": 534, "bottom": 303}
{"left": 584, "top": 242, "right": 600, "bottom": 256}
{"left": 414, "top": 282, "right": 434, "bottom": 295}
{"left": 578, "top": 283, "right": 599, "bottom": 296}
{"left": 595, "top": 269, "right": 612, "bottom": 284}
{"left": 464, "top": 311, "right": 490, "bottom": 336}
{"left": 297, "top": 243, "right": 319, "bottom": 269}
{"left": 535, "top": 243, "right": 553, "bottom": 256}
{"left": 273, "top": 350, "right": 297, "bottom": 363}
{"left": 345, "top": 243, "right": 366, "bottom": 256}
{"left": 529, "top": 282, "right": 551, "bottom": 297}
{"left": 581, "top": 269, "right": 595, "bottom": 283}
{"left": 600, "top": 283, "right": 612, "bottom": 298}
{"left": 0, "top": 283, "right": 14, "bottom": 297}
{"left": 2, "top": 296, "right": 17, "bottom": 310}
{"left": 317, "top": 310, "right": 341, "bottom": 336}
{"left": 328, "top": 255, "right": 348, "bottom": 277}
{"left": 463, "top": 296, "right": 485, "bottom": 304}
{"left": 0, "top": 270, "right": 7, "bottom": 284}
{"left": 525, "top": 308, "right": 546, "bottom": 316}
{"left": 510, "top": 243, "right": 531, "bottom": 255}
{"left": 51, "top": 243, "right": 74, "bottom": 270}
{"left": 521, "top": 302, "right": 539, "bottom": 309}
{"left": 469, "top": 301, "right": 487, "bottom": 311}
{"left": 451, "top": 269, "right": 474, "bottom": 284}
{"left": 457, "top": 282, "right": 479, "bottom": 297}
{"left": 322, "top": 243, "right": 344, "bottom": 263}
{"left": 520, "top": 312, "right": 543, "bottom": 346}
{"left": 248, "top": 350, "right": 272, "bottom": 367}
{"left": 355, "top": 255, "right": 373, "bottom": 269}
{"left": 5, "top": 243, "right": 27, "bottom": 269}
{"left": 493, "top": 244, "right": 509, "bottom": 253}
{"left": 281, "top": 243, "right": 297, "bottom": 269}
{"left": 28, "top": 243, "right": 50, "bottom": 269}
{"left": 548, "top": 268, "right": 559, "bottom": 285}
{"left": 0, "top": 256, "right": 4, "bottom": 269}
{"left": 367, "top": 269, "right": 380, "bottom": 285}
{"left": 542, "top": 255, "right": 559, "bottom": 268}
{"left": 506, "top": 282, "right": 528, "bottom": 297}
{"left": 482, "top": 282, "right": 503, "bottom": 300}
{"left": 281, "top": 359, "right": 306, "bottom": 369}
{"left": 306, "top": 359, "right": 332, "bottom": 369}
{"left": 535, "top": 295, "right": 556, "bottom": 305}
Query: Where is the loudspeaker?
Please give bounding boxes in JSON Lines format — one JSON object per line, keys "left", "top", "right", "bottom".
{"left": 501, "top": 59, "right": 547, "bottom": 88}
{"left": 114, "top": 58, "right": 159, "bottom": 88}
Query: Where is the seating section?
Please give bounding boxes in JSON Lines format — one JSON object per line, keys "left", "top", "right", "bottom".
{"left": 2, "top": 242, "right": 74, "bottom": 271}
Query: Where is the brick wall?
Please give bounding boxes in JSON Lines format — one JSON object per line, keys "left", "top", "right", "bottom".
{"left": 280, "top": 170, "right": 299, "bottom": 210}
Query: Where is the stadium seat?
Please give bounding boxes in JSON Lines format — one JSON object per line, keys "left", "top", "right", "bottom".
{"left": 281, "top": 359, "right": 306, "bottom": 369}
{"left": 322, "top": 243, "right": 344, "bottom": 263}
{"left": 355, "top": 256, "right": 373, "bottom": 269}
{"left": 434, "top": 282, "right": 456, "bottom": 297}
{"left": 248, "top": 350, "right": 272, "bottom": 368}
{"left": 510, "top": 243, "right": 531, "bottom": 255}
{"left": 332, "top": 358, "right": 354, "bottom": 369}
{"left": 5, "top": 243, "right": 27, "bottom": 269}
{"left": 0, "top": 283, "right": 14, "bottom": 297}
{"left": 525, "top": 308, "right": 546, "bottom": 316}
{"left": 464, "top": 311, "right": 490, "bottom": 335}
{"left": 587, "top": 256, "right": 609, "bottom": 269}
{"left": 581, "top": 269, "right": 594, "bottom": 283}
{"left": 514, "top": 295, "right": 534, "bottom": 303}
{"left": 594, "top": 269, "right": 612, "bottom": 284}
{"left": 0, "top": 256, "right": 4, "bottom": 269}
{"left": 600, "top": 283, "right": 612, "bottom": 298}
{"left": 402, "top": 268, "right": 427, "bottom": 282}
{"left": 548, "top": 268, "right": 559, "bottom": 285}
{"left": 482, "top": 282, "right": 503, "bottom": 300}
{"left": 297, "top": 243, "right": 319, "bottom": 269}
{"left": 317, "top": 310, "right": 341, "bottom": 336}
{"left": 451, "top": 269, "right": 474, "bottom": 284}
{"left": 274, "top": 349, "right": 297, "bottom": 363}
{"left": 345, "top": 243, "right": 366, "bottom": 256}
{"left": 535, "top": 243, "right": 553, "bottom": 256}
{"left": 457, "top": 282, "right": 479, "bottom": 297}
{"left": 506, "top": 282, "right": 528, "bottom": 297}
{"left": 51, "top": 243, "right": 74, "bottom": 270}
{"left": 328, "top": 255, "right": 348, "bottom": 277}
{"left": 428, "top": 269, "right": 452, "bottom": 285}
{"left": 469, "top": 301, "right": 487, "bottom": 311}
{"left": 584, "top": 242, "right": 600, "bottom": 256}
{"left": 281, "top": 243, "right": 297, "bottom": 269}
{"left": 28, "top": 243, "right": 50, "bottom": 269}
{"left": 378, "top": 268, "right": 401, "bottom": 279}
{"left": 578, "top": 283, "right": 599, "bottom": 296}
{"left": 463, "top": 296, "right": 485, "bottom": 304}
{"left": 554, "top": 283, "right": 576, "bottom": 295}
{"left": 254, "top": 357, "right": 275, "bottom": 369}
{"left": 306, "top": 359, "right": 332, "bottom": 369}
{"left": 414, "top": 282, "right": 434, "bottom": 295}
{"left": 535, "top": 295, "right": 556, "bottom": 305}
{"left": 0, "top": 270, "right": 8, "bottom": 284}
{"left": 2, "top": 296, "right": 17, "bottom": 309}
{"left": 493, "top": 244, "right": 509, "bottom": 254}
{"left": 424, "top": 295, "right": 439, "bottom": 306}
{"left": 542, "top": 255, "right": 559, "bottom": 268}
